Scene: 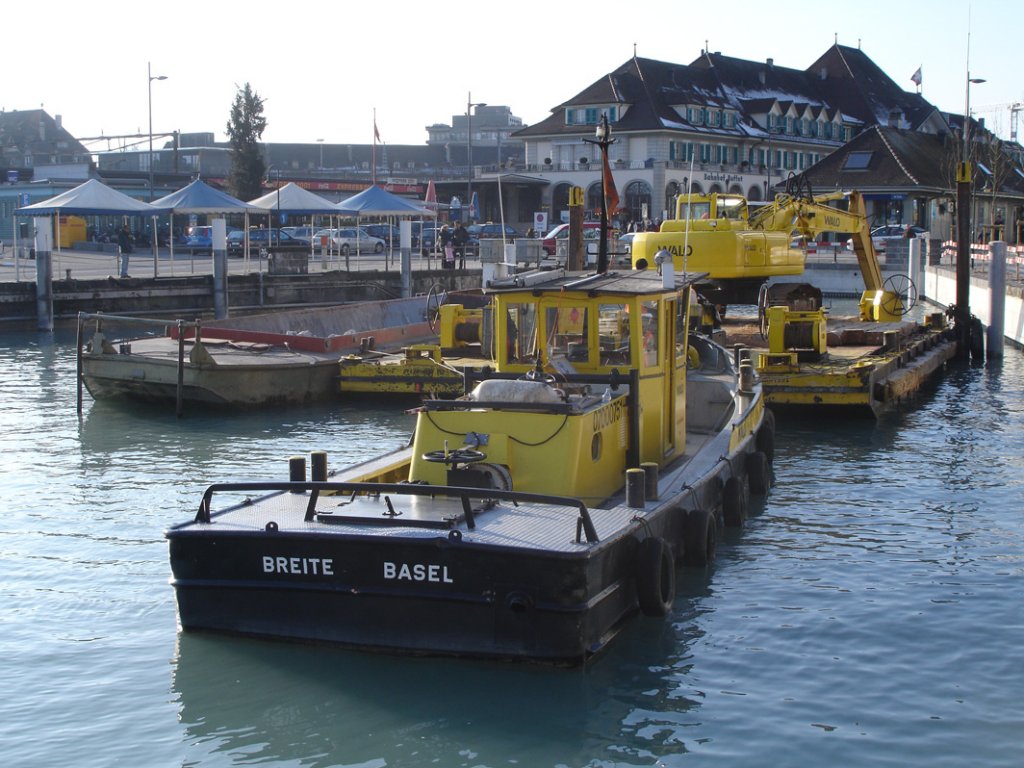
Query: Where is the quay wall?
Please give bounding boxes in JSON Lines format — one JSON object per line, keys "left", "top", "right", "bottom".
{"left": 924, "top": 265, "right": 1024, "bottom": 348}
{"left": 0, "top": 269, "right": 481, "bottom": 326}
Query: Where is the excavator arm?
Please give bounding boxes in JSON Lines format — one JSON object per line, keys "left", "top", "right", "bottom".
{"left": 751, "top": 190, "right": 901, "bottom": 320}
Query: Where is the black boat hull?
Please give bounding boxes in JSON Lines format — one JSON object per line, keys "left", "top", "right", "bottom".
{"left": 169, "top": 528, "right": 647, "bottom": 662}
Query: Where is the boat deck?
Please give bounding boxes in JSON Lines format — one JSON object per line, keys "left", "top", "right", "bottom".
{"left": 109, "top": 335, "right": 342, "bottom": 367}
{"left": 724, "top": 315, "right": 957, "bottom": 416}
{"left": 191, "top": 486, "right": 641, "bottom": 553}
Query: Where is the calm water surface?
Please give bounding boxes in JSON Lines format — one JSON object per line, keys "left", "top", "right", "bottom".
{"left": 0, "top": 325, "right": 1021, "bottom": 768}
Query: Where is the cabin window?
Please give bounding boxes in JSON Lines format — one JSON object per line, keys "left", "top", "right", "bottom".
{"left": 545, "top": 305, "right": 590, "bottom": 365}
{"left": 504, "top": 303, "right": 538, "bottom": 365}
{"left": 598, "top": 304, "right": 630, "bottom": 366}
{"left": 641, "top": 301, "right": 660, "bottom": 367}
{"left": 679, "top": 202, "right": 711, "bottom": 220}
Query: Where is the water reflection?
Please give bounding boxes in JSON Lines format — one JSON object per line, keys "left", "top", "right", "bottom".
{"left": 171, "top": 581, "right": 714, "bottom": 768}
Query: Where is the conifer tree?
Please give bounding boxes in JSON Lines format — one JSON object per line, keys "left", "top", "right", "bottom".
{"left": 226, "top": 83, "right": 267, "bottom": 201}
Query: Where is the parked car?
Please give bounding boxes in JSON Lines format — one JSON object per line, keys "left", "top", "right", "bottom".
{"left": 281, "top": 226, "right": 318, "bottom": 240}
{"left": 184, "top": 225, "right": 241, "bottom": 252}
{"left": 226, "top": 228, "right": 310, "bottom": 257}
{"left": 847, "top": 224, "right": 926, "bottom": 252}
{"left": 541, "top": 222, "right": 604, "bottom": 255}
{"left": 313, "top": 227, "right": 385, "bottom": 255}
{"left": 361, "top": 224, "right": 412, "bottom": 248}
{"left": 467, "top": 223, "right": 517, "bottom": 240}
{"left": 412, "top": 223, "right": 442, "bottom": 254}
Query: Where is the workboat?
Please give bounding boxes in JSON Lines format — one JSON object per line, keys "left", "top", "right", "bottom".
{"left": 167, "top": 267, "right": 774, "bottom": 663}
{"left": 76, "top": 292, "right": 486, "bottom": 413}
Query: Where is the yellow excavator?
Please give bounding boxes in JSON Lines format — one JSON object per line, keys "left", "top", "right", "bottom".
{"left": 629, "top": 180, "right": 915, "bottom": 327}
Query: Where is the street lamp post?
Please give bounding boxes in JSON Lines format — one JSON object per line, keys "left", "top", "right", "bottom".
{"left": 466, "top": 92, "right": 486, "bottom": 223}
{"left": 147, "top": 62, "right": 168, "bottom": 201}
{"left": 955, "top": 71, "right": 986, "bottom": 357}
{"left": 583, "top": 114, "right": 616, "bottom": 274}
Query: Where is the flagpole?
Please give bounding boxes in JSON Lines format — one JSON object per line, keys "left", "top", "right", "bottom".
{"left": 372, "top": 108, "right": 377, "bottom": 186}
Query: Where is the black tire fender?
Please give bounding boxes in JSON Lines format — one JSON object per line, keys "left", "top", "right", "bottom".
{"left": 747, "top": 450, "right": 771, "bottom": 495}
{"left": 722, "top": 476, "right": 749, "bottom": 528}
{"left": 683, "top": 507, "right": 716, "bottom": 568}
{"left": 636, "top": 537, "right": 676, "bottom": 617}
{"left": 756, "top": 408, "right": 776, "bottom": 463}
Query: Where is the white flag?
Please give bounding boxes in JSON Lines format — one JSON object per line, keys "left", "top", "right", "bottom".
{"left": 911, "top": 66, "right": 922, "bottom": 87}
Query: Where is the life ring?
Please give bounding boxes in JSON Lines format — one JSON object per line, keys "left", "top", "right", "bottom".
{"left": 683, "top": 507, "right": 716, "bottom": 568}
{"left": 756, "top": 408, "right": 776, "bottom": 463}
{"left": 636, "top": 537, "right": 676, "bottom": 616}
{"left": 722, "top": 476, "right": 748, "bottom": 528}
{"left": 746, "top": 450, "right": 771, "bottom": 495}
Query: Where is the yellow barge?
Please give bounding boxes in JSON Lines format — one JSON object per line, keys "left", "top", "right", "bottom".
{"left": 748, "top": 312, "right": 957, "bottom": 417}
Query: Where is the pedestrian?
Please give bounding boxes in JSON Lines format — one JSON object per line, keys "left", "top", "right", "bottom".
{"left": 452, "top": 221, "right": 470, "bottom": 268}
{"left": 117, "top": 225, "right": 134, "bottom": 254}
{"left": 439, "top": 224, "right": 454, "bottom": 269}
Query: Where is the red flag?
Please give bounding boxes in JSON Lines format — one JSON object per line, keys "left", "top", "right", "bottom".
{"left": 602, "top": 151, "right": 620, "bottom": 214}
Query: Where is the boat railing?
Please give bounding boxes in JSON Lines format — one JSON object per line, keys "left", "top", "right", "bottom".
{"left": 193, "top": 480, "right": 601, "bottom": 543}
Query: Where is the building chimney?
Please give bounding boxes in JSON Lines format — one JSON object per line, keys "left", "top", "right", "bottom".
{"left": 766, "top": 57, "right": 774, "bottom": 67}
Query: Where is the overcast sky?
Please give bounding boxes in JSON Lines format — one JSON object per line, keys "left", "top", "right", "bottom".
{"left": 6, "top": 0, "right": 1019, "bottom": 150}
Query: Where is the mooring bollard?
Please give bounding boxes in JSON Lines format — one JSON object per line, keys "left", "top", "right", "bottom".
{"left": 310, "top": 451, "right": 328, "bottom": 482}
{"left": 289, "top": 455, "right": 306, "bottom": 491}
{"left": 626, "top": 467, "right": 646, "bottom": 508}
{"left": 641, "top": 461, "right": 659, "bottom": 501}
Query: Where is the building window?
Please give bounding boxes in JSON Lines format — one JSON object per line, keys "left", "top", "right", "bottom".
{"left": 624, "top": 180, "right": 653, "bottom": 224}
{"left": 840, "top": 151, "right": 871, "bottom": 171}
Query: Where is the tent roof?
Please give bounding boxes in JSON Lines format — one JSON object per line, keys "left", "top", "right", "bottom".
{"left": 153, "top": 179, "right": 267, "bottom": 214}
{"left": 336, "top": 185, "right": 431, "bottom": 216}
{"left": 15, "top": 178, "right": 169, "bottom": 215}
{"left": 249, "top": 182, "right": 339, "bottom": 214}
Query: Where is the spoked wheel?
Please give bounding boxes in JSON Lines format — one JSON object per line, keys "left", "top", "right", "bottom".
{"left": 524, "top": 368, "right": 557, "bottom": 386}
{"left": 421, "top": 447, "right": 486, "bottom": 466}
{"left": 425, "top": 284, "right": 448, "bottom": 334}
{"left": 881, "top": 274, "right": 918, "bottom": 317}
{"left": 757, "top": 283, "right": 771, "bottom": 340}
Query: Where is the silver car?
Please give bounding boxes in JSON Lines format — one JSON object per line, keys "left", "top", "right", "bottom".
{"left": 313, "top": 227, "right": 386, "bottom": 255}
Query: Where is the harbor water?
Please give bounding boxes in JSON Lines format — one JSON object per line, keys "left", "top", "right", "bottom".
{"left": 0, "top": 324, "right": 1021, "bottom": 768}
